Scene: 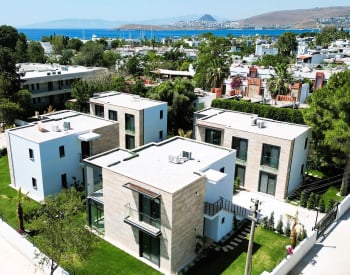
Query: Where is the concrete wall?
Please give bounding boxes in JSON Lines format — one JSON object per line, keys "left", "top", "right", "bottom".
{"left": 337, "top": 194, "right": 350, "bottom": 220}
{"left": 103, "top": 168, "right": 206, "bottom": 275}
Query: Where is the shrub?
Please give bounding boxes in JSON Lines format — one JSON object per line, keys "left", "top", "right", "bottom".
{"left": 268, "top": 211, "right": 275, "bottom": 231}
{"left": 284, "top": 220, "right": 291, "bottom": 237}
{"left": 318, "top": 198, "right": 326, "bottom": 213}
{"left": 298, "top": 225, "right": 307, "bottom": 241}
{"left": 300, "top": 191, "right": 308, "bottom": 207}
{"left": 261, "top": 216, "right": 269, "bottom": 229}
{"left": 276, "top": 215, "right": 284, "bottom": 234}
{"left": 307, "top": 192, "right": 316, "bottom": 209}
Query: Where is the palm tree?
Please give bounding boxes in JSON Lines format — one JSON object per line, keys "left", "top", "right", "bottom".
{"left": 17, "top": 188, "right": 27, "bottom": 233}
{"left": 178, "top": 128, "right": 192, "bottom": 138}
{"left": 267, "top": 63, "right": 292, "bottom": 103}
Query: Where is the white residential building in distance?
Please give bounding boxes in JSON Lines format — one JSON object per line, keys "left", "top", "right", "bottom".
{"left": 89, "top": 92, "right": 167, "bottom": 149}
{"left": 6, "top": 110, "right": 119, "bottom": 202}
{"left": 83, "top": 137, "right": 236, "bottom": 274}
{"left": 194, "top": 108, "right": 311, "bottom": 200}
{"left": 18, "top": 63, "right": 107, "bottom": 109}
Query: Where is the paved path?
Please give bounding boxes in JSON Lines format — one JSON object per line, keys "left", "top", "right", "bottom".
{"left": 0, "top": 219, "right": 45, "bottom": 275}
{"left": 233, "top": 190, "right": 324, "bottom": 234}
{"left": 290, "top": 208, "right": 350, "bottom": 275}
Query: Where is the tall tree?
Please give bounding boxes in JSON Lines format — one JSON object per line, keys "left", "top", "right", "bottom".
{"left": 266, "top": 63, "right": 292, "bottom": 102}
{"left": 30, "top": 188, "right": 97, "bottom": 275}
{"left": 303, "top": 70, "right": 350, "bottom": 195}
{"left": 27, "top": 41, "right": 46, "bottom": 63}
{"left": 194, "top": 35, "right": 231, "bottom": 90}
{"left": 275, "top": 32, "right": 297, "bottom": 57}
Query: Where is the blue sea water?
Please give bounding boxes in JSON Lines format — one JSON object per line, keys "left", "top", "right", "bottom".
{"left": 18, "top": 28, "right": 318, "bottom": 41}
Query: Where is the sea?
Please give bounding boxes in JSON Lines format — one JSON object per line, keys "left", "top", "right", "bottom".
{"left": 18, "top": 28, "right": 319, "bottom": 41}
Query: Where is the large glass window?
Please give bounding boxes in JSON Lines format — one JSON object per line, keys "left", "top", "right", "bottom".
{"left": 125, "top": 135, "right": 135, "bottom": 149}
{"left": 261, "top": 144, "right": 280, "bottom": 169}
{"left": 140, "top": 232, "right": 160, "bottom": 266}
{"left": 125, "top": 113, "right": 135, "bottom": 133}
{"left": 139, "top": 194, "right": 160, "bottom": 229}
{"left": 231, "top": 137, "right": 248, "bottom": 161}
{"left": 259, "top": 172, "right": 277, "bottom": 196}
{"left": 95, "top": 105, "right": 104, "bottom": 118}
{"left": 205, "top": 128, "right": 221, "bottom": 145}
{"left": 235, "top": 165, "right": 246, "bottom": 186}
{"left": 108, "top": 110, "right": 117, "bottom": 121}
{"left": 88, "top": 199, "right": 104, "bottom": 233}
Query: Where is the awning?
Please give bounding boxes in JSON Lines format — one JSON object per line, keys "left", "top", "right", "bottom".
{"left": 123, "top": 182, "right": 160, "bottom": 199}
{"left": 78, "top": 132, "right": 100, "bottom": 141}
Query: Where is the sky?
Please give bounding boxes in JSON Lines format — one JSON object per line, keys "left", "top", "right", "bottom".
{"left": 2, "top": 0, "right": 350, "bottom": 27}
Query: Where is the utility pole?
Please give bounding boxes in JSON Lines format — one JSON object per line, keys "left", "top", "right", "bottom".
{"left": 244, "top": 198, "right": 260, "bottom": 275}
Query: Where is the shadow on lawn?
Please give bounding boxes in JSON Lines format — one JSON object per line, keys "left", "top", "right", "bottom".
{"left": 185, "top": 223, "right": 261, "bottom": 275}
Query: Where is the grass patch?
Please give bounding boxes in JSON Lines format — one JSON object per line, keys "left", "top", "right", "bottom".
{"left": 73, "top": 239, "right": 162, "bottom": 275}
{"left": 187, "top": 226, "right": 289, "bottom": 275}
{"left": 322, "top": 186, "right": 343, "bottom": 207}
{"left": 306, "top": 169, "right": 326, "bottom": 179}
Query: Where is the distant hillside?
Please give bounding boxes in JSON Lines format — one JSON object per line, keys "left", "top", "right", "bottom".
{"left": 238, "top": 6, "right": 350, "bottom": 28}
{"left": 199, "top": 14, "right": 217, "bottom": 22}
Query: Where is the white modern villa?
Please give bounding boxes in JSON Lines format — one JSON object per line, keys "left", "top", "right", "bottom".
{"left": 194, "top": 108, "right": 311, "bottom": 200}
{"left": 18, "top": 63, "right": 108, "bottom": 109}
{"left": 6, "top": 110, "right": 119, "bottom": 202}
{"left": 89, "top": 92, "right": 167, "bottom": 149}
{"left": 83, "top": 136, "right": 236, "bottom": 274}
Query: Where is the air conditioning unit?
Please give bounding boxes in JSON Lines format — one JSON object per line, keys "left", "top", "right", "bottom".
{"left": 63, "top": 121, "right": 71, "bottom": 130}
{"left": 251, "top": 115, "right": 258, "bottom": 126}
{"left": 257, "top": 120, "right": 265, "bottom": 128}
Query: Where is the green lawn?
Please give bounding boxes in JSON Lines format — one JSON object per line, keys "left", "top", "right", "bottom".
{"left": 0, "top": 155, "right": 161, "bottom": 275}
{"left": 187, "top": 226, "right": 290, "bottom": 275}
{"left": 322, "top": 186, "right": 343, "bottom": 207}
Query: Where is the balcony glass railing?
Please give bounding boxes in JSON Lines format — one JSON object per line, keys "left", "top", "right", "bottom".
{"left": 124, "top": 203, "right": 160, "bottom": 229}
{"left": 261, "top": 156, "right": 279, "bottom": 169}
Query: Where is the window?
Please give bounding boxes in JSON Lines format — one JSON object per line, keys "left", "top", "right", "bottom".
{"left": 125, "top": 113, "right": 135, "bottom": 133}
{"left": 261, "top": 144, "right": 280, "bottom": 169}
{"left": 32, "top": 177, "right": 37, "bottom": 189}
{"left": 139, "top": 194, "right": 160, "bottom": 228}
{"left": 205, "top": 128, "right": 221, "bottom": 145}
{"left": 220, "top": 167, "right": 225, "bottom": 173}
{"left": 95, "top": 105, "right": 104, "bottom": 118}
{"left": 304, "top": 138, "right": 308, "bottom": 150}
{"left": 125, "top": 134, "right": 135, "bottom": 149}
{"left": 36, "top": 83, "right": 39, "bottom": 90}
{"left": 160, "top": 110, "right": 163, "bottom": 119}
{"left": 159, "top": 131, "right": 163, "bottom": 141}
{"left": 48, "top": 82, "right": 53, "bottom": 91}
{"left": 59, "top": 145, "right": 65, "bottom": 158}
{"left": 259, "top": 172, "right": 277, "bottom": 196}
{"left": 29, "top": 148, "right": 34, "bottom": 160}
{"left": 108, "top": 110, "right": 117, "bottom": 121}
{"left": 61, "top": 174, "right": 67, "bottom": 189}
{"left": 300, "top": 164, "right": 304, "bottom": 176}
{"left": 231, "top": 137, "right": 248, "bottom": 161}
{"left": 31, "top": 84, "right": 35, "bottom": 90}
{"left": 235, "top": 165, "right": 246, "bottom": 186}
{"left": 221, "top": 217, "right": 225, "bottom": 224}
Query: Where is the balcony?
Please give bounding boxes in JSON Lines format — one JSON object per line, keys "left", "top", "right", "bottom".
{"left": 124, "top": 203, "right": 161, "bottom": 238}
{"left": 260, "top": 156, "right": 279, "bottom": 170}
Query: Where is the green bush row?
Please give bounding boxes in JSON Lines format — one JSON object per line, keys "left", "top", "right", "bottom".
{"left": 211, "top": 99, "right": 305, "bottom": 124}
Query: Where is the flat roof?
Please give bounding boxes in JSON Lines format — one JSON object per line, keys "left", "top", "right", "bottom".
{"left": 18, "top": 63, "right": 106, "bottom": 80}
{"left": 97, "top": 137, "right": 233, "bottom": 193}
{"left": 84, "top": 148, "right": 134, "bottom": 168}
{"left": 7, "top": 110, "right": 116, "bottom": 143}
{"left": 196, "top": 108, "right": 310, "bottom": 140}
{"left": 90, "top": 92, "right": 166, "bottom": 110}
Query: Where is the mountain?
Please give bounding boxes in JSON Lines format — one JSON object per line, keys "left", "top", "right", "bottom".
{"left": 198, "top": 14, "right": 217, "bottom": 22}
{"left": 237, "top": 6, "right": 350, "bottom": 28}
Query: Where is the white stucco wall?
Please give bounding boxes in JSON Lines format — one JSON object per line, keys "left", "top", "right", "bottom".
{"left": 143, "top": 104, "right": 168, "bottom": 143}
{"left": 287, "top": 129, "right": 310, "bottom": 196}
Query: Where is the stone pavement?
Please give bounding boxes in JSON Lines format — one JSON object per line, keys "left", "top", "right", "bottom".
{"left": 290, "top": 208, "right": 350, "bottom": 275}
{"left": 233, "top": 190, "right": 325, "bottom": 235}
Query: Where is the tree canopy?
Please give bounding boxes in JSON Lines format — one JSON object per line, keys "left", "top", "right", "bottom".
{"left": 303, "top": 70, "right": 350, "bottom": 195}
{"left": 275, "top": 32, "right": 297, "bottom": 57}
{"left": 30, "top": 188, "right": 97, "bottom": 274}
